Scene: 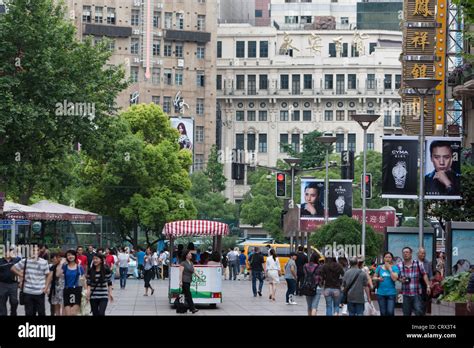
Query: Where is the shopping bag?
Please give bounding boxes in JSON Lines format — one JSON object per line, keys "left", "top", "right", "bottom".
{"left": 364, "top": 302, "right": 380, "bottom": 316}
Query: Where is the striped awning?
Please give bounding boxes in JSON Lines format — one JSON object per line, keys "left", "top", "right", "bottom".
{"left": 162, "top": 220, "right": 229, "bottom": 238}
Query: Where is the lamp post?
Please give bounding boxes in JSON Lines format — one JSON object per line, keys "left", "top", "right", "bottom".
{"left": 404, "top": 78, "right": 441, "bottom": 247}
{"left": 352, "top": 114, "right": 380, "bottom": 259}
{"left": 315, "top": 136, "right": 337, "bottom": 224}
{"left": 284, "top": 157, "right": 302, "bottom": 251}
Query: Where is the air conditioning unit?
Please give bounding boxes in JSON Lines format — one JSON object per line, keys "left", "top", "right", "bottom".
{"left": 133, "top": 29, "right": 140, "bottom": 35}
{"left": 133, "top": 57, "right": 140, "bottom": 63}
{"left": 177, "top": 59, "right": 184, "bottom": 68}
{"left": 157, "top": 59, "right": 163, "bottom": 65}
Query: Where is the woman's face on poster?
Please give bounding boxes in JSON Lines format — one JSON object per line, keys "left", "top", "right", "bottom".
{"left": 304, "top": 187, "right": 318, "bottom": 204}
{"left": 178, "top": 124, "right": 184, "bottom": 134}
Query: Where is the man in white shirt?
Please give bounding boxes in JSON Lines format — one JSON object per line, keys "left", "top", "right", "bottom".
{"left": 117, "top": 248, "right": 130, "bottom": 289}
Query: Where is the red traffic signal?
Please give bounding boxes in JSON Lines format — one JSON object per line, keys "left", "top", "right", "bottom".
{"left": 277, "top": 173, "right": 285, "bottom": 182}
{"left": 275, "top": 172, "right": 286, "bottom": 197}
{"left": 361, "top": 173, "right": 372, "bottom": 199}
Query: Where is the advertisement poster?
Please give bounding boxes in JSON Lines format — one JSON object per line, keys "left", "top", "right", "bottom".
{"left": 382, "top": 136, "right": 419, "bottom": 199}
{"left": 169, "top": 265, "right": 222, "bottom": 304}
{"left": 424, "top": 137, "right": 462, "bottom": 200}
{"left": 451, "top": 230, "right": 474, "bottom": 272}
{"left": 328, "top": 180, "right": 353, "bottom": 217}
{"left": 170, "top": 117, "right": 194, "bottom": 152}
{"left": 300, "top": 178, "right": 325, "bottom": 219}
{"left": 386, "top": 233, "right": 434, "bottom": 263}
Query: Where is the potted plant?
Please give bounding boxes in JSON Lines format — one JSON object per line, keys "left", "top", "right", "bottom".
{"left": 434, "top": 272, "right": 474, "bottom": 316}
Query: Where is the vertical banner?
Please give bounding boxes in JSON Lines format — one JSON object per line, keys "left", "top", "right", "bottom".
{"left": 382, "top": 136, "right": 419, "bottom": 198}
{"left": 170, "top": 117, "right": 194, "bottom": 167}
{"left": 328, "top": 180, "right": 353, "bottom": 217}
{"left": 300, "top": 178, "right": 325, "bottom": 218}
{"left": 424, "top": 137, "right": 462, "bottom": 199}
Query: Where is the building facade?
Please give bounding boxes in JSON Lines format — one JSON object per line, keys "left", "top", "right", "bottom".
{"left": 217, "top": 24, "right": 403, "bottom": 202}
{"left": 66, "top": 0, "right": 217, "bottom": 170}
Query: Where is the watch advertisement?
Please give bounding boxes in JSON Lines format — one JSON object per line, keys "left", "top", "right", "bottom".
{"left": 328, "top": 180, "right": 353, "bottom": 217}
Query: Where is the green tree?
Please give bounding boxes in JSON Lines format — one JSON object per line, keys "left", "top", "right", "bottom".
{"left": 309, "top": 215, "right": 383, "bottom": 261}
{"left": 204, "top": 145, "right": 226, "bottom": 193}
{"left": 283, "top": 130, "right": 329, "bottom": 169}
{"left": 0, "top": 0, "right": 127, "bottom": 204}
{"left": 77, "top": 104, "right": 196, "bottom": 247}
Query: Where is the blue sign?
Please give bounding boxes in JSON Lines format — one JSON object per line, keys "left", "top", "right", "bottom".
{"left": 387, "top": 233, "right": 434, "bottom": 263}
{"left": 0, "top": 220, "right": 30, "bottom": 225}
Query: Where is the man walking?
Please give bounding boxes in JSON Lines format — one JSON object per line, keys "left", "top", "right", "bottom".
{"left": 227, "top": 248, "right": 239, "bottom": 281}
{"left": 398, "top": 247, "right": 431, "bottom": 316}
{"left": 249, "top": 247, "right": 265, "bottom": 297}
{"left": 11, "top": 247, "right": 51, "bottom": 316}
{"left": 0, "top": 249, "right": 21, "bottom": 316}
{"left": 342, "top": 257, "right": 371, "bottom": 316}
{"left": 295, "top": 246, "right": 308, "bottom": 296}
{"left": 417, "top": 247, "right": 433, "bottom": 313}
{"left": 136, "top": 247, "right": 146, "bottom": 279}
{"left": 85, "top": 245, "right": 96, "bottom": 269}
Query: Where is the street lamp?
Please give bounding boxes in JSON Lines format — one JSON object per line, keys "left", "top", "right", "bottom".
{"left": 353, "top": 113, "right": 380, "bottom": 259}
{"left": 404, "top": 78, "right": 441, "bottom": 248}
{"left": 284, "top": 157, "right": 302, "bottom": 206}
{"left": 315, "top": 136, "right": 337, "bottom": 224}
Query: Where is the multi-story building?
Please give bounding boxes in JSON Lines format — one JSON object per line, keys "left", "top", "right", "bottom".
{"left": 218, "top": 0, "right": 271, "bottom": 27}
{"left": 66, "top": 0, "right": 217, "bottom": 170}
{"left": 217, "top": 24, "right": 403, "bottom": 202}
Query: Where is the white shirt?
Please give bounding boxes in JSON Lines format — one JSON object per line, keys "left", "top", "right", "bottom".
{"left": 266, "top": 257, "right": 280, "bottom": 271}
{"left": 152, "top": 252, "right": 159, "bottom": 266}
{"left": 117, "top": 252, "right": 129, "bottom": 268}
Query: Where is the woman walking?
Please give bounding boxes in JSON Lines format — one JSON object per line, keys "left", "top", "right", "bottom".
{"left": 48, "top": 253, "right": 65, "bottom": 316}
{"left": 372, "top": 252, "right": 399, "bottom": 316}
{"left": 320, "top": 257, "right": 345, "bottom": 316}
{"left": 117, "top": 248, "right": 129, "bottom": 289}
{"left": 86, "top": 254, "right": 113, "bottom": 316}
{"left": 56, "top": 250, "right": 84, "bottom": 316}
{"left": 143, "top": 247, "right": 155, "bottom": 296}
{"left": 284, "top": 252, "right": 298, "bottom": 305}
{"left": 266, "top": 248, "right": 281, "bottom": 301}
{"left": 179, "top": 249, "right": 203, "bottom": 314}
{"left": 303, "top": 253, "right": 323, "bottom": 316}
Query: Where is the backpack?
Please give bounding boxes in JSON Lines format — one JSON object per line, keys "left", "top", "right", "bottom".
{"left": 300, "top": 264, "right": 320, "bottom": 297}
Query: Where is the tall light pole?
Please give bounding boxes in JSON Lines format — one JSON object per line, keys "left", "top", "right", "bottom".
{"left": 404, "top": 78, "right": 441, "bottom": 247}
{"left": 284, "top": 157, "right": 302, "bottom": 251}
{"left": 315, "top": 136, "right": 337, "bottom": 224}
{"left": 353, "top": 114, "right": 380, "bottom": 259}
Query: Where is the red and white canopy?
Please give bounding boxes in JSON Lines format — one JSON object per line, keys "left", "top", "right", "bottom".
{"left": 162, "top": 220, "right": 229, "bottom": 238}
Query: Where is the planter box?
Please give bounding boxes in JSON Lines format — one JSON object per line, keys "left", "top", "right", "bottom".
{"left": 431, "top": 300, "right": 474, "bottom": 316}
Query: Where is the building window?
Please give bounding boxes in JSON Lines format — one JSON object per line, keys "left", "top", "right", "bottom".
{"left": 130, "top": 66, "right": 139, "bottom": 83}
{"left": 247, "top": 111, "right": 256, "bottom": 121}
{"left": 325, "top": 74, "right": 333, "bottom": 89}
{"left": 336, "top": 74, "right": 345, "bottom": 94}
{"left": 131, "top": 9, "right": 140, "bottom": 26}
{"left": 258, "top": 134, "right": 267, "bottom": 153}
{"left": 303, "top": 110, "right": 311, "bottom": 121}
{"left": 194, "top": 154, "right": 204, "bottom": 171}
{"left": 292, "top": 75, "right": 300, "bottom": 94}
{"left": 304, "top": 74, "right": 312, "bottom": 89}
{"left": 217, "top": 41, "right": 222, "bottom": 58}
{"left": 236, "top": 133, "right": 245, "bottom": 150}
{"left": 236, "top": 75, "right": 245, "bottom": 90}
{"left": 176, "top": 13, "right": 184, "bottom": 30}
{"left": 395, "top": 74, "right": 401, "bottom": 89}
{"left": 351, "top": 44, "right": 359, "bottom": 57}
{"left": 367, "top": 133, "right": 374, "bottom": 150}
{"left": 324, "top": 110, "right": 333, "bottom": 121}
{"left": 83, "top": 6, "right": 91, "bottom": 23}
{"left": 291, "top": 134, "right": 300, "bottom": 153}
{"left": 341, "top": 17, "right": 349, "bottom": 24}
{"left": 164, "top": 69, "right": 172, "bottom": 85}
{"left": 258, "top": 110, "right": 267, "bottom": 121}
{"left": 163, "top": 97, "right": 171, "bottom": 113}
{"left": 367, "top": 74, "right": 375, "bottom": 89}
{"left": 348, "top": 110, "right": 356, "bottom": 121}
{"left": 248, "top": 41, "right": 257, "bottom": 58}
{"left": 236, "top": 41, "right": 245, "bottom": 58}
{"left": 196, "top": 71, "right": 205, "bottom": 87}
{"left": 196, "top": 98, "right": 204, "bottom": 115}
{"left": 301, "top": 16, "right": 312, "bottom": 24}
{"left": 329, "top": 43, "right": 336, "bottom": 57}
{"left": 280, "top": 74, "right": 289, "bottom": 89}
{"left": 153, "top": 11, "right": 161, "bottom": 28}
{"left": 175, "top": 71, "right": 183, "bottom": 86}
{"left": 236, "top": 111, "right": 244, "bottom": 121}
{"left": 348, "top": 74, "right": 356, "bottom": 89}
{"left": 336, "top": 110, "right": 345, "bottom": 121}
{"left": 152, "top": 68, "right": 160, "bottom": 85}
{"left": 285, "top": 16, "right": 298, "bottom": 24}
{"left": 280, "top": 110, "right": 289, "bottom": 121}
{"left": 196, "top": 45, "right": 205, "bottom": 59}
{"left": 384, "top": 74, "right": 392, "bottom": 90}
{"left": 164, "top": 42, "right": 172, "bottom": 56}
{"left": 175, "top": 43, "right": 184, "bottom": 58}
{"left": 107, "top": 8, "right": 116, "bottom": 25}
{"left": 342, "top": 43, "right": 348, "bottom": 57}
{"left": 95, "top": 6, "right": 103, "bottom": 23}
{"left": 280, "top": 134, "right": 289, "bottom": 153}
{"left": 216, "top": 75, "right": 222, "bottom": 90}
{"left": 247, "top": 134, "right": 256, "bottom": 151}
{"left": 152, "top": 96, "right": 160, "bottom": 105}
{"left": 153, "top": 39, "right": 161, "bottom": 56}
{"left": 131, "top": 38, "right": 139, "bottom": 54}
{"left": 197, "top": 15, "right": 206, "bottom": 31}
{"left": 369, "top": 42, "right": 377, "bottom": 54}
{"left": 260, "top": 41, "right": 268, "bottom": 58}
{"left": 394, "top": 110, "right": 401, "bottom": 127}
{"left": 336, "top": 134, "right": 344, "bottom": 152}
{"left": 255, "top": 10, "right": 263, "bottom": 17}
{"left": 247, "top": 75, "right": 256, "bottom": 95}
{"left": 348, "top": 133, "right": 356, "bottom": 152}
{"left": 384, "top": 110, "right": 391, "bottom": 127}
{"left": 165, "top": 13, "right": 172, "bottom": 29}
{"left": 259, "top": 75, "right": 268, "bottom": 90}
{"left": 196, "top": 126, "right": 204, "bottom": 143}
{"left": 291, "top": 110, "right": 300, "bottom": 121}
{"left": 107, "top": 40, "right": 116, "bottom": 51}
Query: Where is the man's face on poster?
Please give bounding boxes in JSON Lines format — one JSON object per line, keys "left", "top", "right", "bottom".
{"left": 431, "top": 146, "right": 452, "bottom": 172}
{"left": 304, "top": 188, "right": 318, "bottom": 204}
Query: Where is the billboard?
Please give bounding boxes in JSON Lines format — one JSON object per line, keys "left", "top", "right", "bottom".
{"left": 386, "top": 230, "right": 435, "bottom": 264}
{"left": 300, "top": 178, "right": 325, "bottom": 219}
{"left": 328, "top": 180, "right": 353, "bottom": 217}
{"left": 170, "top": 117, "right": 194, "bottom": 152}
{"left": 382, "top": 136, "right": 419, "bottom": 199}
{"left": 424, "top": 137, "right": 461, "bottom": 200}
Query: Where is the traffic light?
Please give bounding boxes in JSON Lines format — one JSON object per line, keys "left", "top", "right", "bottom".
{"left": 275, "top": 172, "right": 286, "bottom": 197}
{"left": 361, "top": 173, "right": 372, "bottom": 199}
{"left": 231, "top": 163, "right": 245, "bottom": 180}
{"left": 341, "top": 150, "right": 354, "bottom": 179}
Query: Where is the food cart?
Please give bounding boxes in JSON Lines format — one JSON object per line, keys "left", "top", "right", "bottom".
{"left": 162, "top": 220, "right": 229, "bottom": 308}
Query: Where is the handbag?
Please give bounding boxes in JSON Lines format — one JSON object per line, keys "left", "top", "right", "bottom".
{"left": 19, "top": 257, "right": 28, "bottom": 305}
{"left": 341, "top": 270, "right": 362, "bottom": 305}
{"left": 300, "top": 265, "right": 319, "bottom": 297}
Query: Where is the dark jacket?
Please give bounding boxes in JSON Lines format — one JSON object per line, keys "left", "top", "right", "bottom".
{"left": 321, "top": 261, "right": 345, "bottom": 289}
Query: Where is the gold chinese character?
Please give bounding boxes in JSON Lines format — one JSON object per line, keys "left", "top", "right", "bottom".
{"left": 413, "top": 0, "right": 433, "bottom": 17}
{"left": 352, "top": 30, "right": 370, "bottom": 56}
{"left": 280, "top": 32, "right": 299, "bottom": 55}
{"left": 307, "top": 33, "right": 322, "bottom": 55}
{"left": 412, "top": 98, "right": 428, "bottom": 118}
{"left": 411, "top": 32, "right": 429, "bottom": 51}
{"left": 411, "top": 64, "right": 427, "bottom": 78}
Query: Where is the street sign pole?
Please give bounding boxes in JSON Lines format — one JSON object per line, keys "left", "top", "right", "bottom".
{"left": 10, "top": 219, "right": 16, "bottom": 247}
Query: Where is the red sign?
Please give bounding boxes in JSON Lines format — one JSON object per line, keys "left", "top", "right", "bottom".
{"left": 300, "top": 209, "right": 396, "bottom": 233}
